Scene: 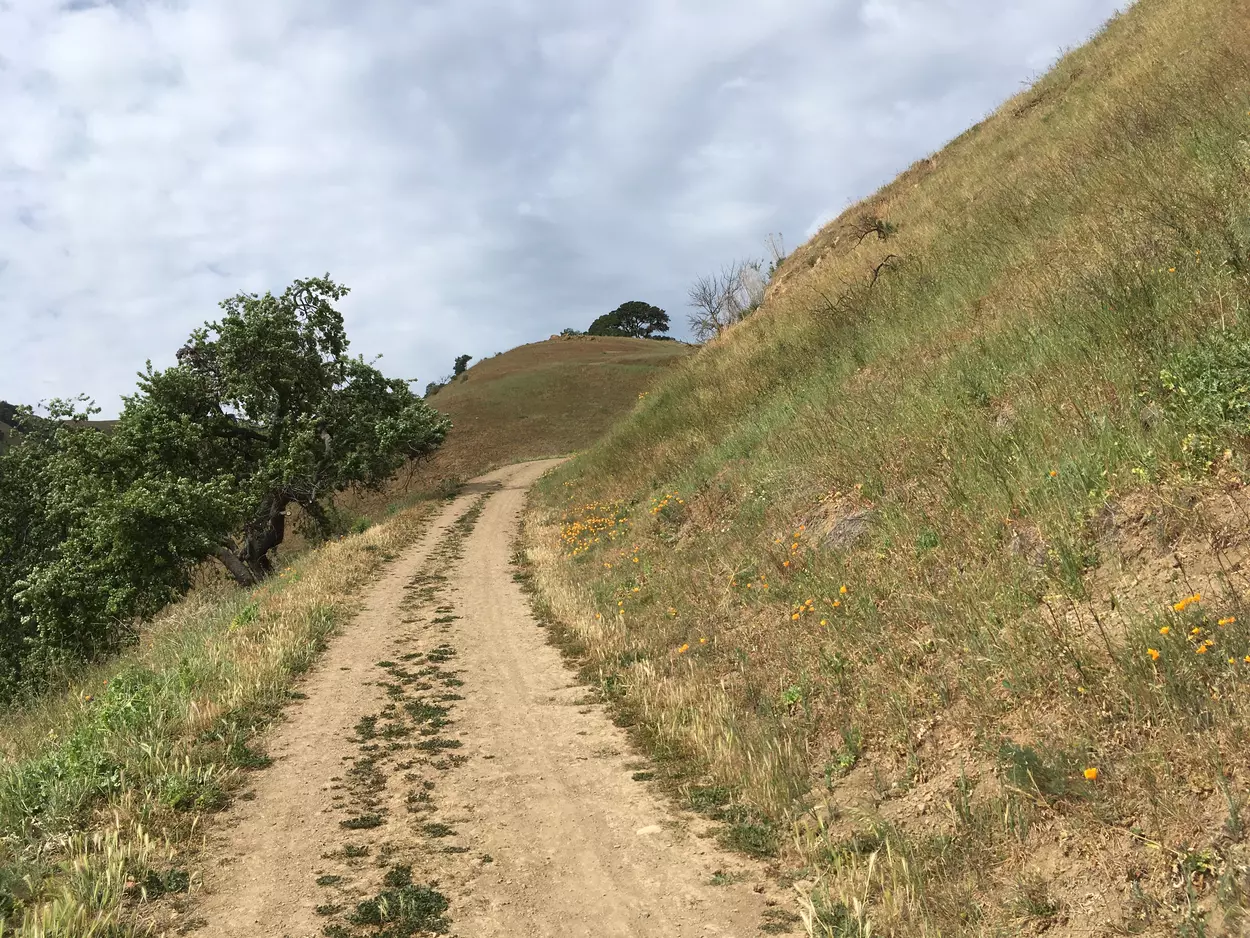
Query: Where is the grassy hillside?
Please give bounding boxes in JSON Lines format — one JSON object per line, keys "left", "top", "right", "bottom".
{"left": 374, "top": 336, "right": 690, "bottom": 503}
{"left": 0, "top": 500, "right": 441, "bottom": 936}
{"left": 527, "top": 1, "right": 1250, "bottom": 934}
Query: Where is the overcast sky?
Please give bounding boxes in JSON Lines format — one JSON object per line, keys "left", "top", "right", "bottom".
{"left": 1, "top": 0, "right": 1124, "bottom": 415}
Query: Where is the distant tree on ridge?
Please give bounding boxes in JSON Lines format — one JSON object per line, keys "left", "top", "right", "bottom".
{"left": 587, "top": 301, "right": 669, "bottom": 338}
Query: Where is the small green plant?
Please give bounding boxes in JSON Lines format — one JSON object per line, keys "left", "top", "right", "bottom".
{"left": 761, "top": 907, "right": 803, "bottom": 934}
{"left": 225, "top": 739, "right": 273, "bottom": 770}
{"left": 416, "top": 738, "right": 461, "bottom": 752}
{"left": 348, "top": 883, "right": 451, "bottom": 935}
{"left": 914, "top": 528, "right": 940, "bottom": 551}
{"left": 340, "top": 813, "right": 384, "bottom": 830}
{"left": 687, "top": 785, "right": 733, "bottom": 818}
{"left": 802, "top": 894, "right": 873, "bottom": 938}
{"left": 1011, "top": 875, "right": 1064, "bottom": 924}
{"left": 720, "top": 818, "right": 778, "bottom": 858}
{"left": 824, "top": 731, "right": 862, "bottom": 786}
{"left": 1158, "top": 329, "right": 1250, "bottom": 469}
{"left": 140, "top": 867, "right": 190, "bottom": 899}
{"left": 383, "top": 864, "right": 413, "bottom": 888}
{"left": 996, "top": 741, "right": 1074, "bottom": 800}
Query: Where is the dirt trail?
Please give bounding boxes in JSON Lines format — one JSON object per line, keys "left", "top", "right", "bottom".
{"left": 191, "top": 460, "right": 781, "bottom": 937}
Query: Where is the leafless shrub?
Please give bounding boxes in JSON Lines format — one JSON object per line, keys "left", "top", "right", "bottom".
{"left": 686, "top": 259, "right": 767, "bottom": 342}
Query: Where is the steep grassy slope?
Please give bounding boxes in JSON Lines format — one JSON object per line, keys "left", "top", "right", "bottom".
{"left": 527, "top": 1, "right": 1250, "bottom": 934}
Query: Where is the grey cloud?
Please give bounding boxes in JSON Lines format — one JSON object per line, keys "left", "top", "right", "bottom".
{"left": 0, "top": 0, "right": 1125, "bottom": 414}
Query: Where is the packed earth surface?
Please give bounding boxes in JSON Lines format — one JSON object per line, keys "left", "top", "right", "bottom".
{"left": 188, "top": 460, "right": 786, "bottom": 937}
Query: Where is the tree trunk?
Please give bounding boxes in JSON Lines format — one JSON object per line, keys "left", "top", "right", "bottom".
{"left": 213, "top": 544, "right": 258, "bottom": 587}
{"left": 238, "top": 495, "right": 290, "bottom": 581}
{"left": 212, "top": 495, "right": 291, "bottom": 586}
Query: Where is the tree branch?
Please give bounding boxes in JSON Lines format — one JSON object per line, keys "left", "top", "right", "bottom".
{"left": 212, "top": 544, "right": 258, "bottom": 586}
{"left": 869, "top": 254, "right": 899, "bottom": 288}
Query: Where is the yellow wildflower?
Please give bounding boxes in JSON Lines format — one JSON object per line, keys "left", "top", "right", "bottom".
{"left": 1147, "top": 648, "right": 1160, "bottom": 661}
{"left": 1173, "top": 592, "right": 1202, "bottom": 612}
{"left": 1083, "top": 767, "right": 1099, "bottom": 781}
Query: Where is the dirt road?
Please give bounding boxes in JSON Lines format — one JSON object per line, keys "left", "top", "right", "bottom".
{"left": 190, "top": 460, "right": 782, "bottom": 937}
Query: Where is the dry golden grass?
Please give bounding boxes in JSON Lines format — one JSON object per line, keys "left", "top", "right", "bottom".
{"left": 525, "top": 1, "right": 1250, "bottom": 934}
{"left": 342, "top": 336, "right": 690, "bottom": 520}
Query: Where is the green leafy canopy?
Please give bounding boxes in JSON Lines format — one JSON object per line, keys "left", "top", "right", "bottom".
{"left": 0, "top": 275, "right": 450, "bottom": 698}
{"left": 587, "top": 301, "right": 670, "bottom": 338}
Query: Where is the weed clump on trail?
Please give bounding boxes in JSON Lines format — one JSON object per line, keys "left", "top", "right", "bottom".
{"left": 526, "top": 1, "right": 1250, "bottom": 933}
{"left": 313, "top": 495, "right": 486, "bottom": 938}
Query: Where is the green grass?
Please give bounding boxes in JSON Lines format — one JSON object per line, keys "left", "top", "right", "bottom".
{"left": 346, "top": 883, "right": 449, "bottom": 935}
{"left": 0, "top": 501, "right": 441, "bottom": 935}
{"left": 525, "top": 1, "right": 1250, "bottom": 933}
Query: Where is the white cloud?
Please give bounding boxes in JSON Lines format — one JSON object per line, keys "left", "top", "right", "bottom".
{"left": 0, "top": 0, "right": 1125, "bottom": 413}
